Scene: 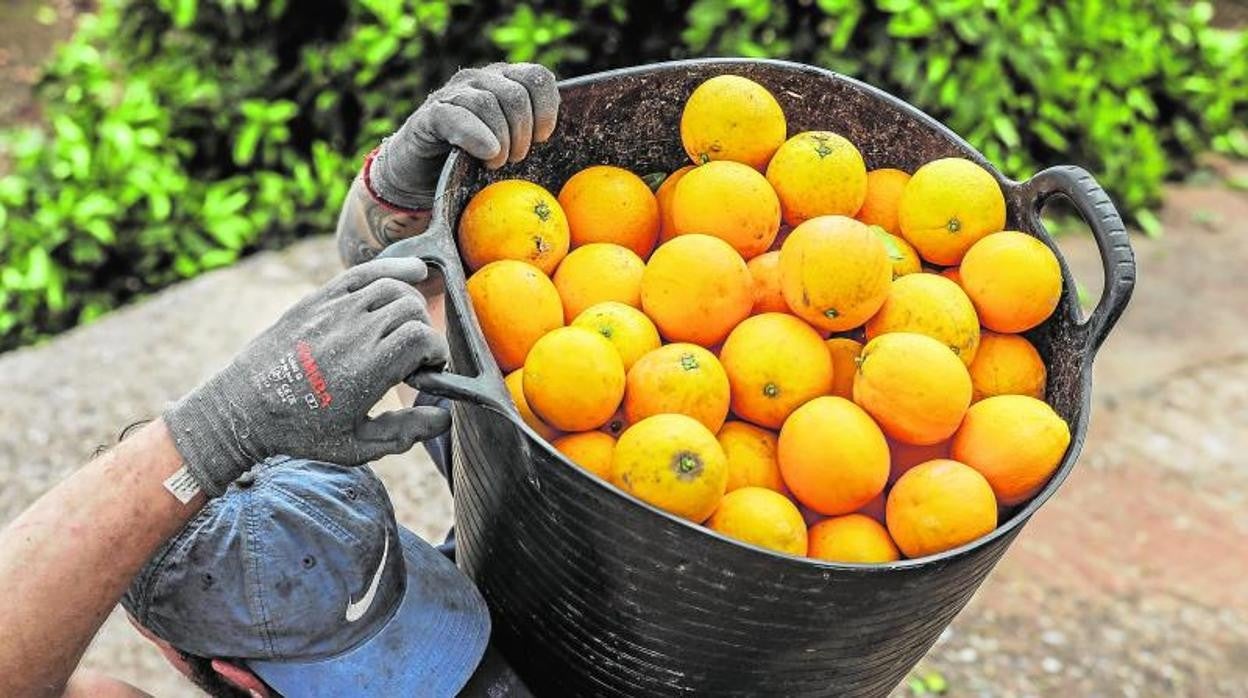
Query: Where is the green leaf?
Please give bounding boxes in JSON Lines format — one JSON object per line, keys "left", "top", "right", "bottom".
{"left": 233, "top": 123, "right": 263, "bottom": 166}
{"left": 1135, "top": 209, "right": 1163, "bottom": 239}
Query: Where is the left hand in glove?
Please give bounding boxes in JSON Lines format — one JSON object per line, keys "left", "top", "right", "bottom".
{"left": 367, "top": 62, "right": 561, "bottom": 210}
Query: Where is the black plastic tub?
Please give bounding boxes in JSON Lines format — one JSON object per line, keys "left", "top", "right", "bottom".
{"left": 384, "top": 58, "right": 1136, "bottom": 697}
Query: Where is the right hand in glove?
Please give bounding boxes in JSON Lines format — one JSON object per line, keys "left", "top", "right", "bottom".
{"left": 367, "top": 62, "right": 560, "bottom": 210}
{"left": 164, "top": 257, "right": 451, "bottom": 497}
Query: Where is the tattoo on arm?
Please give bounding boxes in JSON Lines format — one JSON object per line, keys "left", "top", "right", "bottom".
{"left": 335, "top": 175, "right": 433, "bottom": 268}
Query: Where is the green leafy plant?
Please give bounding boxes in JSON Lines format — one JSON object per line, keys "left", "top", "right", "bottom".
{"left": 0, "top": 0, "right": 1244, "bottom": 350}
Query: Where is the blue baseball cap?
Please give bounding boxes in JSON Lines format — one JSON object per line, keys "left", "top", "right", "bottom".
{"left": 122, "top": 457, "right": 490, "bottom": 697}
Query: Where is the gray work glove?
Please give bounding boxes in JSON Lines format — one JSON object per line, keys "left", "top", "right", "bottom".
{"left": 368, "top": 62, "right": 561, "bottom": 209}
{"left": 165, "top": 258, "right": 451, "bottom": 497}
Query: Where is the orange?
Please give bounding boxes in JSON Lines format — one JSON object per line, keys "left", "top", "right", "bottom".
{"left": 553, "top": 431, "right": 616, "bottom": 479}
{"left": 612, "top": 413, "right": 728, "bottom": 522}
{"left": 523, "top": 327, "right": 625, "bottom": 432}
{"left": 969, "top": 331, "right": 1047, "bottom": 402}
{"left": 807, "top": 514, "right": 900, "bottom": 563}
{"left": 656, "top": 165, "right": 695, "bottom": 245}
{"left": 680, "top": 75, "right": 786, "bottom": 170}
{"left": 856, "top": 491, "right": 887, "bottom": 525}
{"left": 466, "top": 260, "right": 564, "bottom": 372}
{"left": 886, "top": 459, "right": 998, "bottom": 558}
{"left": 853, "top": 333, "right": 972, "bottom": 445}
{"left": 552, "top": 243, "right": 645, "bottom": 323}
{"left": 571, "top": 301, "right": 662, "bottom": 372}
{"left": 825, "top": 338, "right": 863, "bottom": 400}
{"left": 951, "top": 395, "right": 1071, "bottom": 505}
{"left": 671, "top": 160, "right": 781, "bottom": 258}
{"left": 719, "top": 313, "right": 834, "bottom": 429}
{"left": 778, "top": 396, "right": 889, "bottom": 515}
{"left": 961, "top": 231, "right": 1063, "bottom": 333}
{"left": 779, "top": 216, "right": 892, "bottom": 332}
{"left": 940, "top": 266, "right": 963, "bottom": 287}
{"left": 898, "top": 158, "right": 1006, "bottom": 265}
{"left": 717, "top": 421, "right": 786, "bottom": 494}
{"left": 888, "top": 438, "right": 951, "bottom": 484}
{"left": 864, "top": 273, "right": 981, "bottom": 365}
{"left": 458, "top": 179, "right": 570, "bottom": 274}
{"left": 624, "top": 343, "right": 730, "bottom": 433}
{"left": 873, "top": 227, "right": 922, "bottom": 279}
{"left": 766, "top": 131, "right": 867, "bottom": 226}
{"left": 707, "top": 487, "right": 807, "bottom": 556}
{"left": 641, "top": 234, "right": 753, "bottom": 346}
{"left": 504, "top": 369, "right": 560, "bottom": 442}
{"left": 557, "top": 165, "right": 659, "bottom": 257}
{"left": 856, "top": 168, "right": 911, "bottom": 235}
{"left": 746, "top": 251, "right": 787, "bottom": 314}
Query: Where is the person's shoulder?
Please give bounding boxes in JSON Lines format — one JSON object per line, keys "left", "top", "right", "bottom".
{"left": 63, "top": 669, "right": 154, "bottom": 698}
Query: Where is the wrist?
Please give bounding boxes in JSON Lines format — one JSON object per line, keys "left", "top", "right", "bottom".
{"left": 164, "top": 368, "right": 260, "bottom": 498}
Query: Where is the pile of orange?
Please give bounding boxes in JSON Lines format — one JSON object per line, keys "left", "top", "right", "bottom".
{"left": 458, "top": 74, "right": 1072, "bottom": 563}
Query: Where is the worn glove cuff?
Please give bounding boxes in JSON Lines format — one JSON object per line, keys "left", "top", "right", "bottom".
{"left": 164, "top": 369, "right": 261, "bottom": 498}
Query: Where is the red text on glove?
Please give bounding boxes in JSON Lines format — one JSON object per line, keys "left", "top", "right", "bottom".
{"left": 296, "top": 340, "right": 333, "bottom": 408}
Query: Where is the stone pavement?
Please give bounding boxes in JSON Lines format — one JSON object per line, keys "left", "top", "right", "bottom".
{"left": 0, "top": 174, "right": 1245, "bottom": 695}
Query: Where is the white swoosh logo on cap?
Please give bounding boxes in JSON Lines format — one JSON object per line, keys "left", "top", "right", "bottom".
{"left": 345, "top": 529, "right": 389, "bottom": 623}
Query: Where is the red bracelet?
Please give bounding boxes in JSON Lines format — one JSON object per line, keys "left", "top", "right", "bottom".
{"left": 362, "top": 146, "right": 433, "bottom": 214}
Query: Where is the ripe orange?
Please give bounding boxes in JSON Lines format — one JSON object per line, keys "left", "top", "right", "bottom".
{"left": 778, "top": 396, "right": 889, "bottom": 515}
{"left": 766, "top": 131, "right": 867, "bottom": 226}
{"left": 671, "top": 160, "right": 781, "bottom": 258}
{"left": 523, "top": 327, "right": 625, "bottom": 432}
{"left": 570, "top": 301, "right": 661, "bottom": 372}
{"left": 779, "top": 216, "right": 892, "bottom": 332}
{"left": 807, "top": 514, "right": 900, "bottom": 564}
{"left": 951, "top": 395, "right": 1071, "bottom": 505}
{"left": 552, "top": 243, "right": 645, "bottom": 323}
{"left": 746, "top": 251, "right": 788, "bottom": 314}
{"left": 504, "top": 368, "right": 560, "bottom": 442}
{"left": 557, "top": 165, "right": 659, "bottom": 257}
{"left": 940, "top": 266, "right": 963, "bottom": 288}
{"left": 898, "top": 158, "right": 1006, "bottom": 265}
{"left": 853, "top": 333, "right": 972, "bottom": 445}
{"left": 719, "top": 313, "right": 834, "bottom": 429}
{"left": 873, "top": 227, "right": 922, "bottom": 279}
{"left": 612, "top": 413, "right": 728, "bottom": 522}
{"left": 656, "top": 165, "right": 695, "bottom": 245}
{"left": 467, "top": 260, "right": 564, "bottom": 372}
{"left": 717, "top": 421, "right": 786, "bottom": 495}
{"left": 825, "top": 338, "right": 864, "bottom": 400}
{"left": 641, "top": 234, "right": 753, "bottom": 346}
{"left": 855, "top": 168, "right": 911, "bottom": 235}
{"left": 961, "top": 231, "right": 1063, "bottom": 333}
{"left": 707, "top": 487, "right": 807, "bottom": 556}
{"left": 864, "top": 273, "right": 981, "bottom": 365}
{"left": 624, "top": 343, "right": 730, "bottom": 433}
{"left": 887, "top": 438, "right": 951, "bottom": 484}
{"left": 553, "top": 431, "right": 616, "bottom": 479}
{"left": 887, "top": 459, "right": 998, "bottom": 558}
{"left": 459, "top": 179, "right": 570, "bottom": 274}
{"left": 968, "top": 331, "right": 1047, "bottom": 402}
{"left": 680, "top": 75, "right": 786, "bottom": 170}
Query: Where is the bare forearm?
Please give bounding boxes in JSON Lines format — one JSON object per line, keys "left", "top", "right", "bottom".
{"left": 335, "top": 174, "right": 432, "bottom": 268}
{"left": 0, "top": 419, "right": 203, "bottom": 697}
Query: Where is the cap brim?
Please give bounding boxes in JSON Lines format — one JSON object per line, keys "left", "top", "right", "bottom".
{"left": 247, "top": 527, "right": 490, "bottom": 697}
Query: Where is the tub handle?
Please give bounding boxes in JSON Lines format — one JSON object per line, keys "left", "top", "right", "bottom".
{"left": 1020, "top": 166, "right": 1136, "bottom": 354}
{"left": 376, "top": 224, "right": 511, "bottom": 414}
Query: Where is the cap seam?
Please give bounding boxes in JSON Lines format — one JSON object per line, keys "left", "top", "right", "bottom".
{"left": 242, "top": 488, "right": 279, "bottom": 658}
